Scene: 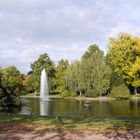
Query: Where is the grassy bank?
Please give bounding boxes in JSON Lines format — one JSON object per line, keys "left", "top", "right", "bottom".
{"left": 21, "top": 93, "right": 140, "bottom": 101}
{"left": 0, "top": 115, "right": 140, "bottom": 133}
{"left": 21, "top": 93, "right": 116, "bottom": 101}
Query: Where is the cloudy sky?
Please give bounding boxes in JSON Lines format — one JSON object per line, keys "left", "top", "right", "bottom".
{"left": 0, "top": 0, "right": 140, "bottom": 73}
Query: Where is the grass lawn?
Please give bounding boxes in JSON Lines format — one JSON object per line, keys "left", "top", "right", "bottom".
{"left": 0, "top": 115, "right": 140, "bottom": 132}
{"left": 0, "top": 115, "right": 140, "bottom": 139}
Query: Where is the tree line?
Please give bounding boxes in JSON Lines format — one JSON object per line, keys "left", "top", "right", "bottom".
{"left": 0, "top": 33, "right": 140, "bottom": 108}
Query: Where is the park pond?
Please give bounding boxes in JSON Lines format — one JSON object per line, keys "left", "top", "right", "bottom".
{"left": 10, "top": 97, "right": 140, "bottom": 118}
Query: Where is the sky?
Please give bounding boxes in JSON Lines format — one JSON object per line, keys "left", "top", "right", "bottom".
{"left": 0, "top": 0, "right": 140, "bottom": 73}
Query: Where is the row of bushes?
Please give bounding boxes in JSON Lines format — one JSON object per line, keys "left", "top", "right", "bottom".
{"left": 59, "top": 84, "right": 131, "bottom": 99}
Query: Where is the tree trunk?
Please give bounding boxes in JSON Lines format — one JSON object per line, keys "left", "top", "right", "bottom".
{"left": 134, "top": 86, "right": 137, "bottom": 95}
{"left": 79, "top": 90, "right": 82, "bottom": 96}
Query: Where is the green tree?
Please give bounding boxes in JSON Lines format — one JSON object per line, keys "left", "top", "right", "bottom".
{"left": 54, "top": 59, "right": 69, "bottom": 93}
{"left": 64, "top": 61, "right": 80, "bottom": 96}
{"left": 81, "top": 44, "right": 112, "bottom": 97}
{"left": 107, "top": 33, "right": 140, "bottom": 94}
{"left": 82, "top": 44, "right": 102, "bottom": 59}
{"left": 26, "top": 53, "right": 55, "bottom": 93}
{"left": 64, "top": 44, "right": 112, "bottom": 97}
{"left": 0, "top": 66, "right": 22, "bottom": 109}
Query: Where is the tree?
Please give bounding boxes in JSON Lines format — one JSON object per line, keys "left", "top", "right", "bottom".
{"left": 82, "top": 44, "right": 103, "bottom": 60}
{"left": 64, "top": 44, "right": 112, "bottom": 97}
{"left": 54, "top": 59, "right": 69, "bottom": 92}
{"left": 0, "top": 66, "right": 22, "bottom": 109}
{"left": 26, "top": 53, "right": 55, "bottom": 93}
{"left": 64, "top": 61, "right": 80, "bottom": 96}
{"left": 107, "top": 33, "right": 140, "bottom": 94}
{"left": 80, "top": 44, "right": 112, "bottom": 97}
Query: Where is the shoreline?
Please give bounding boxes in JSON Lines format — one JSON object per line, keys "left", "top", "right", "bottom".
{"left": 20, "top": 95, "right": 116, "bottom": 101}
{"left": 20, "top": 94, "right": 140, "bottom": 101}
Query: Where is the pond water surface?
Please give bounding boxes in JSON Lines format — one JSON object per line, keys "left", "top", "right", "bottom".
{"left": 18, "top": 98, "right": 140, "bottom": 118}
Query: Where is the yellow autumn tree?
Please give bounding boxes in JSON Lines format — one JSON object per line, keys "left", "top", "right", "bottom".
{"left": 108, "top": 33, "right": 140, "bottom": 94}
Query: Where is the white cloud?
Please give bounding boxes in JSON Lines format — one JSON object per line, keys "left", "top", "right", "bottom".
{"left": 0, "top": 0, "right": 139, "bottom": 73}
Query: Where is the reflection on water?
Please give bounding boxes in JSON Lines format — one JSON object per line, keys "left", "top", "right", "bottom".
{"left": 9, "top": 98, "right": 140, "bottom": 117}
{"left": 19, "top": 106, "right": 31, "bottom": 115}
{"left": 40, "top": 100, "right": 49, "bottom": 116}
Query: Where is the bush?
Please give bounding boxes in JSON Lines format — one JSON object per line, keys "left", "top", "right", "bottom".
{"left": 85, "top": 90, "right": 99, "bottom": 97}
{"left": 109, "top": 84, "right": 130, "bottom": 99}
{"left": 60, "top": 90, "right": 70, "bottom": 97}
{"left": 70, "top": 92, "right": 77, "bottom": 97}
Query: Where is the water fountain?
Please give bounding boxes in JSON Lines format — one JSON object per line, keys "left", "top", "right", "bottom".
{"left": 40, "top": 69, "right": 49, "bottom": 100}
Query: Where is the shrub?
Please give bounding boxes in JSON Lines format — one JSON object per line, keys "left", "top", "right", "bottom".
{"left": 60, "top": 90, "right": 70, "bottom": 97}
{"left": 70, "top": 92, "right": 77, "bottom": 97}
{"left": 109, "top": 84, "right": 130, "bottom": 99}
{"left": 85, "top": 90, "right": 98, "bottom": 97}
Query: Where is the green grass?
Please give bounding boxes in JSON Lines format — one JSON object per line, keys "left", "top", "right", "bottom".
{"left": 21, "top": 93, "right": 39, "bottom": 96}
{"left": 0, "top": 115, "right": 140, "bottom": 132}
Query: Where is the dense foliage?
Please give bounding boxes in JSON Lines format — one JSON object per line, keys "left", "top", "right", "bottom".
{"left": 0, "top": 66, "right": 22, "bottom": 109}
{"left": 62, "top": 45, "right": 112, "bottom": 97}
{"left": 25, "top": 53, "right": 55, "bottom": 93}
{"left": 107, "top": 33, "right": 140, "bottom": 94}
{"left": 109, "top": 84, "right": 130, "bottom": 99}
{"left": 1, "top": 32, "right": 140, "bottom": 109}
{"left": 54, "top": 59, "right": 69, "bottom": 93}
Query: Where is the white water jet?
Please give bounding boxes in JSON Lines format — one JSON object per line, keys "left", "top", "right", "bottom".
{"left": 40, "top": 69, "right": 49, "bottom": 99}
